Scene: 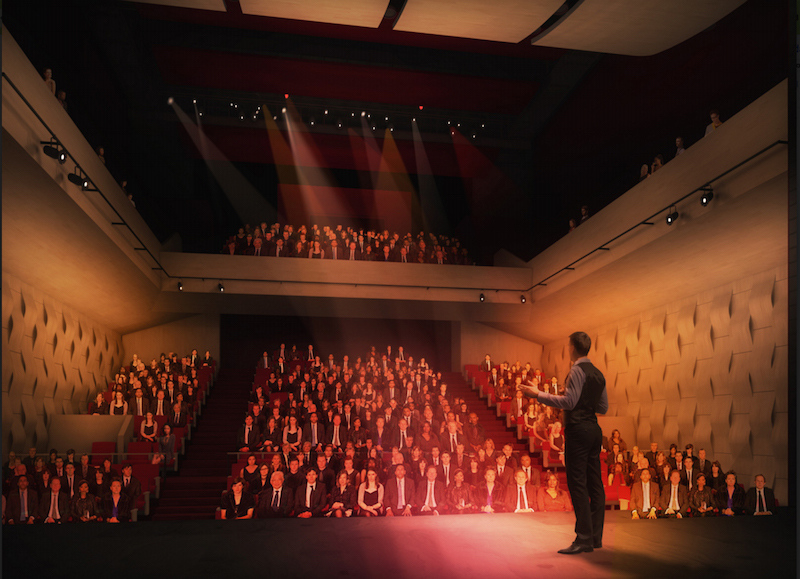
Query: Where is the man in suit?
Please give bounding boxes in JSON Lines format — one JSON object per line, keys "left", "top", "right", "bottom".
{"left": 345, "top": 241, "right": 361, "bottom": 261}
{"left": 384, "top": 380, "right": 400, "bottom": 404}
{"left": 436, "top": 451, "right": 455, "bottom": 488}
{"left": 302, "top": 412, "right": 324, "bottom": 452}
{"left": 416, "top": 465, "right": 447, "bottom": 515}
{"left": 312, "top": 455, "right": 336, "bottom": 493}
{"left": 257, "top": 471, "right": 293, "bottom": 518}
{"left": 326, "top": 414, "right": 348, "bottom": 451}
{"left": 152, "top": 390, "right": 169, "bottom": 417}
{"left": 463, "top": 413, "right": 486, "bottom": 452}
{"left": 660, "top": 469, "right": 689, "bottom": 518}
{"left": 507, "top": 469, "right": 537, "bottom": 513}
{"left": 440, "top": 421, "right": 462, "bottom": 455}
{"left": 170, "top": 403, "right": 188, "bottom": 429}
{"left": 258, "top": 351, "right": 271, "bottom": 369}
{"left": 129, "top": 388, "right": 150, "bottom": 417}
{"left": 61, "top": 463, "right": 78, "bottom": 500}
{"left": 384, "top": 464, "right": 416, "bottom": 517}
{"left": 630, "top": 467, "right": 660, "bottom": 519}
{"left": 493, "top": 454, "right": 512, "bottom": 486}
{"left": 237, "top": 415, "right": 261, "bottom": 453}
{"left": 120, "top": 464, "right": 142, "bottom": 509}
{"left": 6, "top": 474, "right": 37, "bottom": 524}
{"left": 480, "top": 354, "right": 493, "bottom": 372}
{"left": 39, "top": 476, "right": 69, "bottom": 523}
{"left": 77, "top": 454, "right": 93, "bottom": 482}
{"left": 295, "top": 469, "right": 326, "bottom": 517}
{"left": 644, "top": 442, "right": 659, "bottom": 467}
{"left": 518, "top": 454, "right": 541, "bottom": 486}
{"left": 695, "top": 448, "right": 712, "bottom": 479}
{"left": 390, "top": 418, "right": 414, "bottom": 451}
{"left": 745, "top": 474, "right": 776, "bottom": 515}
{"left": 681, "top": 456, "right": 698, "bottom": 492}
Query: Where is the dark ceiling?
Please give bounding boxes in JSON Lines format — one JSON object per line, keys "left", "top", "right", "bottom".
{"left": 3, "top": 0, "right": 790, "bottom": 263}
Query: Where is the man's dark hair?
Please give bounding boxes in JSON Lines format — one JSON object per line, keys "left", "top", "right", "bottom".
{"left": 568, "top": 332, "right": 591, "bottom": 357}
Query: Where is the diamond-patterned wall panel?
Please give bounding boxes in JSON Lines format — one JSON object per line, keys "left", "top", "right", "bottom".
{"left": 1, "top": 274, "right": 123, "bottom": 453}
{"left": 541, "top": 266, "right": 788, "bottom": 504}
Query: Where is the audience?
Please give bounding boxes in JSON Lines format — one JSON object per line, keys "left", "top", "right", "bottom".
{"left": 221, "top": 222, "right": 473, "bottom": 266}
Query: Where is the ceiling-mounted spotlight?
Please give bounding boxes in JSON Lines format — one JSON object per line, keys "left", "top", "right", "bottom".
{"left": 281, "top": 107, "right": 287, "bottom": 114}
{"left": 412, "top": 117, "right": 416, "bottom": 122}
{"left": 167, "top": 96, "right": 174, "bottom": 105}
{"left": 372, "top": 125, "right": 376, "bottom": 131}
{"left": 361, "top": 111, "right": 366, "bottom": 117}
{"left": 199, "top": 112, "right": 203, "bottom": 117}
{"left": 324, "top": 109, "right": 329, "bottom": 115}
{"left": 178, "top": 281, "right": 183, "bottom": 291}
{"left": 218, "top": 283, "right": 225, "bottom": 293}
{"left": 192, "top": 99, "right": 197, "bottom": 104}
{"left": 520, "top": 295, "right": 526, "bottom": 303}
{"left": 337, "top": 121, "right": 343, "bottom": 129}
{"left": 67, "top": 167, "right": 89, "bottom": 189}
{"left": 479, "top": 293, "right": 485, "bottom": 302}
{"left": 310, "top": 117, "right": 315, "bottom": 126}
{"left": 666, "top": 206, "right": 679, "bottom": 225}
{"left": 700, "top": 188, "right": 714, "bottom": 206}
{"left": 41, "top": 140, "right": 67, "bottom": 164}
{"left": 472, "top": 133, "right": 476, "bottom": 139}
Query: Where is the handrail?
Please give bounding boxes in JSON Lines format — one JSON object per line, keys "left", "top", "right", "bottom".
{"left": 2, "top": 71, "right": 172, "bottom": 277}
{"left": 525, "top": 139, "right": 789, "bottom": 291}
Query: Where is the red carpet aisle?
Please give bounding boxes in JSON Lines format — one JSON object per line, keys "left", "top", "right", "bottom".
{"left": 3, "top": 510, "right": 794, "bottom": 578}
{"left": 151, "top": 368, "right": 254, "bottom": 520}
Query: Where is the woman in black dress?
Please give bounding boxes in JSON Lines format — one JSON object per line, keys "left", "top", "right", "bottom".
{"left": 262, "top": 417, "right": 281, "bottom": 452}
{"left": 249, "top": 463, "right": 271, "bottom": 495}
{"left": 357, "top": 469, "right": 384, "bottom": 516}
{"left": 89, "top": 468, "right": 109, "bottom": 498}
{"left": 140, "top": 412, "right": 157, "bottom": 443}
{"left": 71, "top": 479, "right": 100, "bottom": 522}
{"left": 239, "top": 454, "right": 260, "bottom": 488}
{"left": 328, "top": 471, "right": 356, "bottom": 517}
{"left": 88, "top": 393, "right": 108, "bottom": 415}
{"left": 109, "top": 391, "right": 128, "bottom": 415}
{"left": 717, "top": 470, "right": 746, "bottom": 516}
{"left": 220, "top": 477, "right": 254, "bottom": 520}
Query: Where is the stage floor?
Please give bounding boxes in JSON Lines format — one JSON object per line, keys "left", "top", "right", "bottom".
{"left": 3, "top": 510, "right": 795, "bottom": 578}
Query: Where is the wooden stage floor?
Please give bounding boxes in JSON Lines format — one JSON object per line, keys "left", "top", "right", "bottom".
{"left": 3, "top": 509, "right": 795, "bottom": 578}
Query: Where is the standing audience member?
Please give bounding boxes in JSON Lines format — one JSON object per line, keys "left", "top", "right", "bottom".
{"left": 705, "top": 109, "right": 723, "bottom": 135}
{"left": 43, "top": 68, "right": 56, "bottom": 95}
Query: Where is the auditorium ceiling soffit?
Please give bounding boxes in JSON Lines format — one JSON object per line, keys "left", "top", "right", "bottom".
{"left": 394, "top": 0, "right": 564, "bottom": 43}
{"left": 532, "top": 0, "right": 748, "bottom": 56}
{"left": 238, "top": 0, "right": 388, "bottom": 28}
{"left": 124, "top": 0, "right": 227, "bottom": 11}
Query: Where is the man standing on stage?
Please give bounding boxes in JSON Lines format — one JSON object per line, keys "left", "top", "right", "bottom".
{"left": 521, "top": 331, "right": 607, "bottom": 554}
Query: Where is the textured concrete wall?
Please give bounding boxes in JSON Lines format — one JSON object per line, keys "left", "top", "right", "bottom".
{"left": 460, "top": 321, "right": 543, "bottom": 370}
{"left": 541, "top": 265, "right": 789, "bottom": 504}
{"left": 2, "top": 273, "right": 123, "bottom": 453}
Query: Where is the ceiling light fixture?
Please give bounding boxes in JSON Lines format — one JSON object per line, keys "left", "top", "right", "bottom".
{"left": 666, "top": 206, "right": 679, "bottom": 225}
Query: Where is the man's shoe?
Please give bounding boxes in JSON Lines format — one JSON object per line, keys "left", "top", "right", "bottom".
{"left": 558, "top": 543, "right": 594, "bottom": 555}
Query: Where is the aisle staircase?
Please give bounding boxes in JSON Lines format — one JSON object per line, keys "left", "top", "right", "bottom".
{"left": 151, "top": 368, "right": 253, "bottom": 521}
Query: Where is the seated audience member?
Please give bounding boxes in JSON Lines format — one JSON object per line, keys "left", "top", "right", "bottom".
{"left": 744, "top": 473, "right": 775, "bottom": 516}
{"left": 6, "top": 474, "right": 37, "bottom": 524}
{"left": 326, "top": 414, "right": 348, "bottom": 452}
{"left": 607, "top": 429, "right": 627, "bottom": 453}
{"left": 140, "top": 412, "right": 158, "bottom": 443}
{"left": 639, "top": 164, "right": 650, "bottom": 182}
{"left": 463, "top": 413, "right": 486, "bottom": 452}
{"left": 295, "top": 469, "right": 327, "bottom": 518}
{"left": 109, "top": 390, "right": 128, "bottom": 415}
{"left": 101, "top": 479, "right": 131, "bottom": 523}
{"left": 689, "top": 473, "right": 715, "bottom": 517}
{"left": 416, "top": 465, "right": 447, "bottom": 516}
{"left": 507, "top": 469, "right": 537, "bottom": 513}
{"left": 705, "top": 109, "right": 723, "bottom": 135}
{"left": 238, "top": 415, "right": 261, "bottom": 453}
{"left": 221, "top": 477, "right": 255, "bottom": 520}
{"left": 473, "top": 467, "right": 505, "bottom": 513}
{"left": 446, "top": 468, "right": 475, "bottom": 514}
{"left": 71, "top": 480, "right": 99, "bottom": 522}
{"left": 39, "top": 476, "right": 69, "bottom": 523}
{"left": 250, "top": 463, "right": 272, "bottom": 495}
{"left": 129, "top": 388, "right": 150, "bottom": 417}
{"left": 536, "top": 472, "right": 574, "bottom": 513}
{"left": 284, "top": 458, "right": 305, "bottom": 493}
{"left": 717, "top": 470, "right": 746, "bottom": 516}
{"left": 256, "top": 471, "right": 293, "bottom": 518}
{"left": 651, "top": 154, "right": 665, "bottom": 174}
{"left": 328, "top": 471, "right": 357, "bottom": 518}
{"left": 384, "top": 464, "right": 415, "bottom": 517}
{"left": 480, "top": 354, "right": 493, "bottom": 372}
{"left": 709, "top": 460, "right": 725, "bottom": 492}
{"left": 674, "top": 136, "right": 686, "bottom": 157}
{"left": 89, "top": 468, "right": 109, "bottom": 499}
{"left": 660, "top": 469, "right": 688, "bottom": 518}
{"left": 681, "top": 456, "right": 698, "bottom": 492}
{"left": 239, "top": 454, "right": 260, "bottom": 488}
{"left": 302, "top": 412, "right": 325, "bottom": 452}
{"left": 313, "top": 455, "right": 336, "bottom": 492}
{"left": 120, "top": 464, "right": 141, "bottom": 508}
{"left": 169, "top": 402, "right": 188, "bottom": 429}
{"left": 629, "top": 467, "right": 660, "bottom": 519}
{"left": 695, "top": 448, "right": 712, "bottom": 479}
{"left": 88, "top": 392, "right": 108, "bottom": 415}
{"left": 518, "top": 454, "right": 540, "bottom": 486}
{"left": 357, "top": 469, "right": 384, "bottom": 516}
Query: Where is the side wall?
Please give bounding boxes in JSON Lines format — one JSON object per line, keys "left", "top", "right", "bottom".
{"left": 459, "top": 321, "right": 543, "bottom": 370}
{"left": 121, "top": 314, "right": 221, "bottom": 368}
{"left": 2, "top": 273, "right": 123, "bottom": 453}
{"left": 541, "top": 265, "right": 789, "bottom": 504}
